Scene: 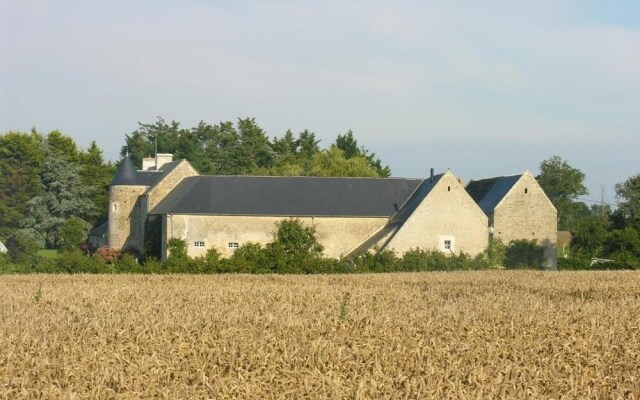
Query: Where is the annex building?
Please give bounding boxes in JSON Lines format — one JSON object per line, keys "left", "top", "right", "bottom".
{"left": 90, "top": 154, "right": 557, "bottom": 268}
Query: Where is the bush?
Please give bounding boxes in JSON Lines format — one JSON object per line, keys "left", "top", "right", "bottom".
{"left": 504, "top": 239, "right": 546, "bottom": 269}
{"left": 96, "top": 246, "right": 120, "bottom": 263}
{"left": 557, "top": 256, "right": 591, "bottom": 270}
{"left": 5, "top": 230, "right": 39, "bottom": 264}
{"left": 592, "top": 260, "right": 639, "bottom": 270}
{"left": 56, "top": 250, "right": 114, "bottom": 273}
{"left": 485, "top": 238, "right": 506, "bottom": 267}
{"left": 352, "top": 249, "right": 398, "bottom": 273}
{"left": 58, "top": 217, "right": 89, "bottom": 252}
{"left": 265, "top": 219, "right": 325, "bottom": 273}
{"left": 228, "top": 242, "right": 268, "bottom": 273}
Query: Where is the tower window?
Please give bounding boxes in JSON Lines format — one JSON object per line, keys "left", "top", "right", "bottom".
{"left": 194, "top": 241, "right": 205, "bottom": 248}
{"left": 525, "top": 188, "right": 528, "bottom": 194}
{"left": 228, "top": 242, "right": 239, "bottom": 249}
{"left": 447, "top": 186, "right": 451, "bottom": 192}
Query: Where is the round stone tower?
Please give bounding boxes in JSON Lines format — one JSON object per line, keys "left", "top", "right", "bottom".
{"left": 108, "top": 155, "right": 149, "bottom": 252}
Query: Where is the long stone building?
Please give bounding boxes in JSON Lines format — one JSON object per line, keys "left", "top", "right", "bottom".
{"left": 90, "top": 154, "right": 557, "bottom": 268}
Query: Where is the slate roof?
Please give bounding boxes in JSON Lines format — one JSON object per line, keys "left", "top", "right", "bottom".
{"left": 88, "top": 222, "right": 108, "bottom": 238}
{"left": 465, "top": 174, "right": 522, "bottom": 213}
{"left": 110, "top": 155, "right": 182, "bottom": 186}
{"left": 149, "top": 176, "right": 424, "bottom": 217}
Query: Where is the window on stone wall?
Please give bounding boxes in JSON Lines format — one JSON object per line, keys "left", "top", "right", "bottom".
{"left": 228, "top": 242, "right": 239, "bottom": 249}
{"left": 525, "top": 188, "right": 528, "bottom": 194}
{"left": 194, "top": 241, "right": 205, "bottom": 248}
{"left": 439, "top": 235, "right": 455, "bottom": 253}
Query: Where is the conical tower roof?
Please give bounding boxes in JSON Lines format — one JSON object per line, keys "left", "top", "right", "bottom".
{"left": 110, "top": 155, "right": 139, "bottom": 185}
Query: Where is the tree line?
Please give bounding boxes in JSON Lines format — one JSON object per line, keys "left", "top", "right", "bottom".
{"left": 536, "top": 156, "right": 640, "bottom": 268}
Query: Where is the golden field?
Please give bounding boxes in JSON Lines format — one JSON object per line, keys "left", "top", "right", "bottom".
{"left": 1, "top": 271, "right": 639, "bottom": 399}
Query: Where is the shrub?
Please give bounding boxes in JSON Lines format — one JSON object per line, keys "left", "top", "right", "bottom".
{"left": 504, "top": 239, "right": 546, "bottom": 269}
{"left": 96, "top": 246, "right": 120, "bottom": 263}
{"left": 228, "top": 243, "right": 268, "bottom": 273}
{"left": 5, "top": 230, "right": 39, "bottom": 264}
{"left": 557, "top": 256, "right": 591, "bottom": 270}
{"left": 352, "top": 249, "right": 398, "bottom": 273}
{"left": 58, "top": 217, "right": 89, "bottom": 252}
{"left": 485, "top": 238, "right": 506, "bottom": 267}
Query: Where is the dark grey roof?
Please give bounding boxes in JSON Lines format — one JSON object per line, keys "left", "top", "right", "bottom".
{"left": 466, "top": 174, "right": 522, "bottom": 213}
{"left": 150, "top": 176, "right": 424, "bottom": 217}
{"left": 110, "top": 157, "right": 182, "bottom": 187}
{"left": 88, "top": 222, "right": 108, "bottom": 238}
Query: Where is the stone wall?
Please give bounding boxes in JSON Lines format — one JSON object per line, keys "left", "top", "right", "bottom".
{"left": 107, "top": 185, "right": 148, "bottom": 251}
{"left": 387, "top": 172, "right": 488, "bottom": 256}
{"left": 162, "top": 214, "right": 388, "bottom": 260}
{"left": 492, "top": 172, "right": 557, "bottom": 269}
{"left": 146, "top": 161, "right": 199, "bottom": 211}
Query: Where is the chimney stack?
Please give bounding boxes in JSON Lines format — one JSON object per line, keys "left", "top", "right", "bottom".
{"left": 430, "top": 168, "right": 434, "bottom": 183}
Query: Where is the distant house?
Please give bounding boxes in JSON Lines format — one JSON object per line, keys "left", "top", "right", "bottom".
{"left": 98, "top": 154, "right": 489, "bottom": 261}
{"left": 466, "top": 171, "right": 557, "bottom": 269}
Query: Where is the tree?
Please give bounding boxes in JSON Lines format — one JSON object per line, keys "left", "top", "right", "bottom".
{"left": 265, "top": 219, "right": 324, "bottom": 273}
{"left": 536, "top": 156, "right": 589, "bottom": 230}
{"left": 603, "top": 228, "right": 640, "bottom": 262}
{"left": 309, "top": 147, "right": 381, "bottom": 177}
{"left": 120, "top": 117, "right": 184, "bottom": 167}
{"left": 615, "top": 173, "right": 640, "bottom": 229}
{"left": 236, "top": 118, "right": 274, "bottom": 173}
{"left": 21, "top": 152, "right": 97, "bottom": 248}
{"left": 335, "top": 130, "right": 391, "bottom": 177}
{"left": 571, "top": 214, "right": 609, "bottom": 258}
{"left": 58, "top": 217, "right": 89, "bottom": 252}
{"left": 79, "top": 141, "right": 113, "bottom": 226}
{"left": 0, "top": 131, "right": 45, "bottom": 237}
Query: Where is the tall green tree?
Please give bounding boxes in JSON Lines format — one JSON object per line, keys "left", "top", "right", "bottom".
{"left": 334, "top": 130, "right": 391, "bottom": 177}
{"left": 615, "top": 173, "right": 640, "bottom": 229}
{"left": 0, "top": 131, "right": 45, "bottom": 237}
{"left": 79, "top": 141, "right": 113, "bottom": 226}
{"left": 121, "top": 117, "right": 184, "bottom": 167}
{"left": 536, "top": 155, "right": 589, "bottom": 230}
{"left": 309, "top": 147, "right": 380, "bottom": 177}
{"left": 236, "top": 118, "right": 274, "bottom": 173}
{"left": 21, "top": 152, "right": 97, "bottom": 248}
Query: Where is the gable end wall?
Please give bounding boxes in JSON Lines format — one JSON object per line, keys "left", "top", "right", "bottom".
{"left": 386, "top": 172, "right": 488, "bottom": 256}
{"left": 492, "top": 173, "right": 558, "bottom": 269}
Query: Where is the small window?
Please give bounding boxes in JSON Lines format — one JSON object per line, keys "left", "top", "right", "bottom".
{"left": 524, "top": 188, "right": 528, "bottom": 194}
{"left": 447, "top": 186, "right": 451, "bottom": 192}
{"left": 112, "top": 203, "right": 117, "bottom": 212}
{"left": 444, "top": 240, "right": 452, "bottom": 250}
{"left": 194, "top": 241, "right": 205, "bottom": 248}
{"left": 228, "top": 242, "right": 239, "bottom": 249}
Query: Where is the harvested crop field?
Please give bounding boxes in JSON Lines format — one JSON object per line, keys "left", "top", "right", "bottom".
{"left": 1, "top": 272, "right": 639, "bottom": 399}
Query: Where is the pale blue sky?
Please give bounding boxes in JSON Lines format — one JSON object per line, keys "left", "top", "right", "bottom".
{"left": 1, "top": 0, "right": 638, "bottom": 204}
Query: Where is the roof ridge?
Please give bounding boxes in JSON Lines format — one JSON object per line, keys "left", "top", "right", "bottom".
{"left": 197, "top": 174, "right": 423, "bottom": 180}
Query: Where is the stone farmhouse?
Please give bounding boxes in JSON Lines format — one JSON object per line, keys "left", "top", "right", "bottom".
{"left": 90, "top": 154, "right": 557, "bottom": 268}
{"left": 466, "top": 172, "right": 558, "bottom": 269}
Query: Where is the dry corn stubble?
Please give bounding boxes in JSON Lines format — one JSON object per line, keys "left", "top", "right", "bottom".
{"left": 1, "top": 271, "right": 639, "bottom": 399}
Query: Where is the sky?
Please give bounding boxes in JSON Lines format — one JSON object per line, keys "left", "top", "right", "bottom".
{"left": 1, "top": 0, "right": 638, "bottom": 204}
